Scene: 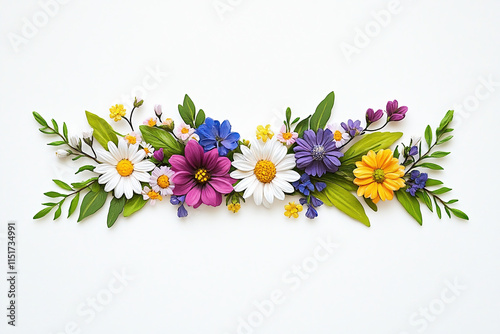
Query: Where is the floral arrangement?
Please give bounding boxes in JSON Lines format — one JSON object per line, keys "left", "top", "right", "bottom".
{"left": 33, "top": 92, "right": 468, "bottom": 227}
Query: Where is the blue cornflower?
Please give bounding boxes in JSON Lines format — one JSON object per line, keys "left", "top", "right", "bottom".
{"left": 406, "top": 170, "right": 428, "bottom": 196}
{"left": 196, "top": 118, "right": 240, "bottom": 156}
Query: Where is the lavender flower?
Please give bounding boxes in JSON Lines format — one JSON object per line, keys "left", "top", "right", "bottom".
{"left": 294, "top": 129, "right": 343, "bottom": 177}
{"left": 341, "top": 119, "right": 363, "bottom": 137}
{"left": 409, "top": 146, "right": 418, "bottom": 156}
{"left": 406, "top": 170, "right": 428, "bottom": 196}
{"left": 386, "top": 100, "right": 408, "bottom": 121}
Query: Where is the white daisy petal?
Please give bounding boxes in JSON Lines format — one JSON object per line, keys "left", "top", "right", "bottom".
{"left": 97, "top": 150, "right": 117, "bottom": 165}
{"left": 276, "top": 170, "right": 300, "bottom": 182}
{"left": 272, "top": 176, "right": 295, "bottom": 193}
{"left": 275, "top": 155, "right": 296, "bottom": 171}
{"left": 122, "top": 177, "right": 133, "bottom": 199}
{"left": 234, "top": 175, "right": 257, "bottom": 192}
{"left": 129, "top": 176, "right": 142, "bottom": 195}
{"left": 270, "top": 183, "right": 285, "bottom": 200}
{"left": 263, "top": 183, "right": 274, "bottom": 205}
{"left": 230, "top": 170, "right": 254, "bottom": 179}
{"left": 134, "top": 160, "right": 155, "bottom": 172}
{"left": 114, "top": 179, "right": 125, "bottom": 198}
{"left": 269, "top": 142, "right": 287, "bottom": 164}
{"left": 119, "top": 140, "right": 130, "bottom": 159}
{"left": 243, "top": 177, "right": 259, "bottom": 199}
{"left": 130, "top": 149, "right": 146, "bottom": 164}
{"left": 109, "top": 141, "right": 122, "bottom": 161}
{"left": 133, "top": 171, "right": 151, "bottom": 182}
{"left": 232, "top": 159, "right": 255, "bottom": 172}
{"left": 253, "top": 182, "right": 264, "bottom": 205}
{"left": 99, "top": 170, "right": 118, "bottom": 184}
{"left": 262, "top": 197, "right": 271, "bottom": 208}
{"left": 104, "top": 174, "right": 121, "bottom": 192}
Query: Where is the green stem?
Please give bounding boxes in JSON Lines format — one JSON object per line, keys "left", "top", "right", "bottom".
{"left": 47, "top": 126, "right": 101, "bottom": 164}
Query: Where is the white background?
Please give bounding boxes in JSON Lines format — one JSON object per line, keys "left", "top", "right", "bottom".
{"left": 1, "top": 0, "right": 499, "bottom": 333}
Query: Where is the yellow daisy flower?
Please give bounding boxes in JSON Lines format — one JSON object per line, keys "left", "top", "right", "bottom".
{"left": 284, "top": 201, "right": 303, "bottom": 218}
{"left": 353, "top": 149, "right": 405, "bottom": 203}
{"left": 256, "top": 124, "right": 274, "bottom": 142}
{"left": 109, "top": 104, "right": 126, "bottom": 122}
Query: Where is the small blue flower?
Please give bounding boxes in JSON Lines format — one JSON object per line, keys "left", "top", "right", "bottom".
{"left": 409, "top": 146, "right": 418, "bottom": 156}
{"left": 177, "top": 204, "right": 188, "bottom": 218}
{"left": 341, "top": 119, "right": 363, "bottom": 137}
{"left": 171, "top": 195, "right": 188, "bottom": 217}
{"left": 310, "top": 196, "right": 323, "bottom": 208}
{"left": 196, "top": 118, "right": 240, "bottom": 156}
{"left": 315, "top": 182, "right": 326, "bottom": 192}
{"left": 406, "top": 170, "right": 428, "bottom": 196}
{"left": 292, "top": 174, "right": 315, "bottom": 196}
{"left": 305, "top": 205, "right": 318, "bottom": 219}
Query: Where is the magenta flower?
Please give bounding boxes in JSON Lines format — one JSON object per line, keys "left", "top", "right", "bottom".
{"left": 169, "top": 141, "right": 235, "bottom": 208}
{"left": 386, "top": 100, "right": 408, "bottom": 121}
{"left": 366, "top": 108, "right": 384, "bottom": 123}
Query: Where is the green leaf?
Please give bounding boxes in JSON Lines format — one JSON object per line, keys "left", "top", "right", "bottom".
{"left": 53, "top": 179, "right": 73, "bottom": 191}
{"left": 416, "top": 191, "right": 433, "bottom": 212}
{"left": 72, "top": 155, "right": 84, "bottom": 161}
{"left": 364, "top": 197, "right": 378, "bottom": 212}
{"left": 393, "top": 145, "right": 400, "bottom": 159}
{"left": 123, "top": 195, "right": 147, "bottom": 217}
{"left": 415, "top": 162, "right": 444, "bottom": 170}
{"left": 432, "top": 187, "right": 452, "bottom": 195}
{"left": 450, "top": 208, "right": 469, "bottom": 220}
{"left": 47, "top": 141, "right": 66, "bottom": 146}
{"left": 424, "top": 125, "right": 432, "bottom": 149}
{"left": 139, "top": 125, "right": 184, "bottom": 156}
{"left": 44, "top": 191, "right": 67, "bottom": 198}
{"left": 314, "top": 183, "right": 370, "bottom": 227}
{"left": 427, "top": 151, "right": 450, "bottom": 158}
{"left": 437, "top": 110, "right": 454, "bottom": 133}
{"left": 446, "top": 199, "right": 459, "bottom": 204}
{"left": 63, "top": 122, "right": 68, "bottom": 140}
{"left": 437, "top": 135, "right": 453, "bottom": 145}
{"left": 434, "top": 197, "right": 442, "bottom": 219}
{"left": 317, "top": 172, "right": 357, "bottom": 192}
{"left": 68, "top": 193, "right": 80, "bottom": 218}
{"left": 341, "top": 132, "right": 403, "bottom": 163}
{"left": 33, "top": 112, "right": 48, "bottom": 127}
{"left": 71, "top": 177, "right": 98, "bottom": 189}
{"left": 39, "top": 128, "right": 56, "bottom": 135}
{"left": 75, "top": 165, "right": 96, "bottom": 174}
{"left": 33, "top": 206, "right": 53, "bottom": 219}
{"left": 195, "top": 109, "right": 206, "bottom": 128}
{"left": 310, "top": 91, "right": 335, "bottom": 131}
{"left": 184, "top": 94, "right": 196, "bottom": 120}
{"left": 107, "top": 196, "right": 126, "bottom": 228}
{"left": 77, "top": 187, "right": 108, "bottom": 222}
{"left": 42, "top": 202, "right": 58, "bottom": 207}
{"left": 51, "top": 119, "right": 59, "bottom": 132}
{"left": 85, "top": 111, "right": 118, "bottom": 150}
{"left": 286, "top": 107, "right": 291, "bottom": 124}
{"left": 425, "top": 178, "right": 443, "bottom": 187}
{"left": 291, "top": 117, "right": 300, "bottom": 124}
{"left": 444, "top": 206, "right": 452, "bottom": 218}
{"left": 293, "top": 115, "right": 311, "bottom": 137}
{"left": 54, "top": 203, "right": 62, "bottom": 220}
{"left": 395, "top": 189, "right": 423, "bottom": 225}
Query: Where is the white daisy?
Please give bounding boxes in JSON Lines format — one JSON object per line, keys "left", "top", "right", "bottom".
{"left": 175, "top": 122, "right": 195, "bottom": 141}
{"left": 141, "top": 186, "right": 163, "bottom": 205}
{"left": 94, "top": 140, "right": 155, "bottom": 199}
{"left": 230, "top": 139, "right": 300, "bottom": 208}
{"left": 327, "top": 123, "right": 350, "bottom": 148}
{"left": 149, "top": 166, "right": 175, "bottom": 196}
{"left": 140, "top": 141, "right": 155, "bottom": 158}
{"left": 123, "top": 132, "right": 142, "bottom": 145}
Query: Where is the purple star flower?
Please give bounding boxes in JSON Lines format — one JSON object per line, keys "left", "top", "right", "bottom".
{"left": 366, "top": 108, "right": 384, "bottom": 123}
{"left": 341, "top": 119, "right": 363, "bottom": 137}
{"left": 386, "top": 100, "right": 408, "bottom": 121}
{"left": 294, "top": 129, "right": 343, "bottom": 177}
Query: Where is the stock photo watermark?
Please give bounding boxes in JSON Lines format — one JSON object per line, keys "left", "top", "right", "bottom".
{"left": 48, "top": 268, "right": 134, "bottom": 334}
{"left": 7, "top": 0, "right": 73, "bottom": 53}
{"left": 452, "top": 74, "right": 499, "bottom": 129}
{"left": 398, "top": 277, "right": 466, "bottom": 334}
{"left": 339, "top": 0, "right": 402, "bottom": 64}
{"left": 224, "top": 236, "right": 339, "bottom": 334}
{"left": 113, "top": 65, "right": 169, "bottom": 111}
{"left": 213, "top": 0, "right": 244, "bottom": 21}
{"left": 5, "top": 221, "right": 17, "bottom": 326}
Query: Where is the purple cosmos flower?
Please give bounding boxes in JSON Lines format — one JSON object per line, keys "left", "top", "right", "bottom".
{"left": 386, "top": 100, "right": 408, "bottom": 121}
{"left": 169, "top": 141, "right": 235, "bottom": 208}
{"left": 153, "top": 148, "right": 164, "bottom": 161}
{"left": 366, "top": 108, "right": 384, "bottom": 123}
{"left": 196, "top": 118, "right": 240, "bottom": 156}
{"left": 406, "top": 170, "right": 428, "bottom": 196}
{"left": 341, "top": 119, "right": 363, "bottom": 137}
{"left": 409, "top": 146, "right": 418, "bottom": 156}
{"left": 294, "top": 129, "right": 343, "bottom": 177}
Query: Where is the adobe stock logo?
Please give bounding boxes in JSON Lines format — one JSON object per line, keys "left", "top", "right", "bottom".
{"left": 7, "top": 0, "right": 73, "bottom": 53}
{"left": 339, "top": 0, "right": 402, "bottom": 64}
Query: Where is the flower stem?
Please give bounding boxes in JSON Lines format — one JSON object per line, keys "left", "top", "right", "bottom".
{"left": 47, "top": 125, "right": 101, "bottom": 163}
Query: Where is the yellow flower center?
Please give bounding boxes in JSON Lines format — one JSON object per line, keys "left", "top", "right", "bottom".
{"left": 334, "top": 130, "right": 343, "bottom": 141}
{"left": 181, "top": 127, "right": 190, "bottom": 134}
{"left": 144, "top": 147, "right": 150, "bottom": 154}
{"left": 116, "top": 159, "right": 134, "bottom": 177}
{"left": 373, "top": 168, "right": 386, "bottom": 183}
{"left": 157, "top": 175, "right": 170, "bottom": 188}
{"left": 254, "top": 160, "right": 276, "bottom": 183}
{"left": 147, "top": 190, "right": 162, "bottom": 201}
{"left": 283, "top": 132, "right": 293, "bottom": 140}
{"left": 125, "top": 135, "right": 137, "bottom": 144}
{"left": 148, "top": 118, "right": 156, "bottom": 127}
{"left": 194, "top": 168, "right": 211, "bottom": 184}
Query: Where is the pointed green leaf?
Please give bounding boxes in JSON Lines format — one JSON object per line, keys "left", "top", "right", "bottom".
{"left": 44, "top": 191, "right": 67, "bottom": 198}
{"left": 427, "top": 151, "right": 450, "bottom": 158}
{"left": 54, "top": 203, "right": 62, "bottom": 220}
{"left": 314, "top": 183, "right": 370, "bottom": 227}
{"left": 78, "top": 187, "right": 108, "bottom": 222}
{"left": 437, "top": 135, "right": 453, "bottom": 145}
{"left": 291, "top": 117, "right": 300, "bottom": 124}
{"left": 293, "top": 115, "right": 311, "bottom": 137}
{"left": 286, "top": 107, "right": 291, "bottom": 124}
{"left": 310, "top": 91, "right": 335, "bottom": 131}
{"left": 139, "top": 125, "right": 184, "bottom": 156}
{"left": 432, "top": 187, "right": 452, "bottom": 195}
{"left": 68, "top": 193, "right": 80, "bottom": 218}
{"left": 444, "top": 206, "right": 452, "bottom": 218}
{"left": 437, "top": 110, "right": 454, "bottom": 133}
{"left": 415, "top": 162, "right": 444, "bottom": 170}
{"left": 450, "top": 208, "right": 469, "bottom": 220}
{"left": 33, "top": 112, "right": 48, "bottom": 127}
{"left": 33, "top": 207, "right": 53, "bottom": 219}
{"left": 63, "top": 122, "right": 68, "bottom": 140}
{"left": 53, "top": 179, "right": 73, "bottom": 191}
{"left": 434, "top": 197, "right": 442, "bottom": 219}
{"left": 47, "top": 141, "right": 66, "bottom": 146}
{"left": 395, "top": 189, "right": 423, "bottom": 225}
{"left": 364, "top": 197, "right": 378, "bottom": 212}
{"left": 416, "top": 191, "right": 433, "bottom": 212}
{"left": 75, "top": 165, "right": 96, "bottom": 174}
{"left": 85, "top": 111, "right": 118, "bottom": 150}
{"left": 123, "top": 194, "right": 147, "bottom": 217}
{"left": 184, "top": 94, "right": 196, "bottom": 119}
{"left": 71, "top": 177, "right": 98, "bottom": 189}
{"left": 425, "top": 178, "right": 443, "bottom": 187}
{"left": 51, "top": 119, "right": 59, "bottom": 132}
{"left": 341, "top": 132, "right": 403, "bottom": 163}
{"left": 107, "top": 196, "right": 126, "bottom": 228}
{"left": 424, "top": 125, "right": 432, "bottom": 149}
{"left": 195, "top": 109, "right": 206, "bottom": 128}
